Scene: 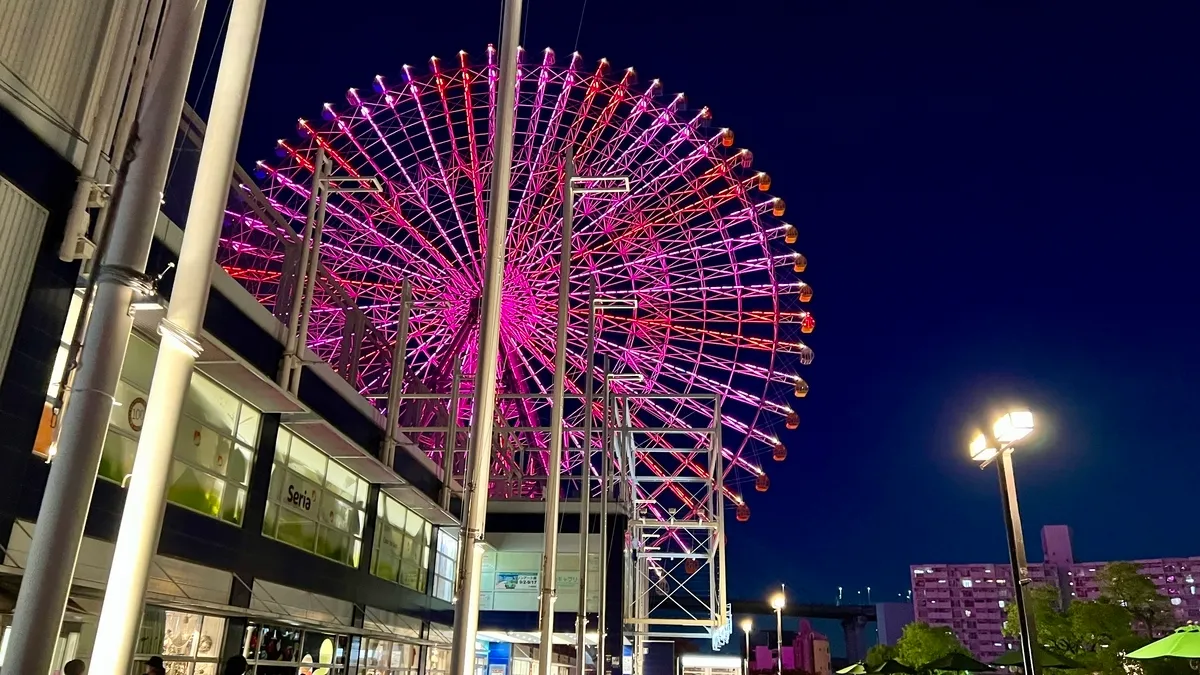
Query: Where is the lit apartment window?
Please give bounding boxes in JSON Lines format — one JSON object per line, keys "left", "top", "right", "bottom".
{"left": 1172, "top": 598, "right": 1183, "bottom": 606}
{"left": 961, "top": 580, "right": 973, "bottom": 588}
{"left": 998, "top": 600, "right": 1006, "bottom": 608}
{"left": 938, "top": 580, "right": 947, "bottom": 584}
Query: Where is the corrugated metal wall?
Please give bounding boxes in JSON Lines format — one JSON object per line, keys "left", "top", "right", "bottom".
{"left": 0, "top": 0, "right": 119, "bottom": 137}
{"left": 0, "top": 176, "right": 49, "bottom": 385}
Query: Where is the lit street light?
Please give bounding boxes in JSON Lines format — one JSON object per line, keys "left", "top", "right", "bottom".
{"left": 740, "top": 618, "right": 753, "bottom": 675}
{"left": 970, "top": 409, "right": 1038, "bottom": 675}
{"left": 770, "top": 589, "right": 786, "bottom": 675}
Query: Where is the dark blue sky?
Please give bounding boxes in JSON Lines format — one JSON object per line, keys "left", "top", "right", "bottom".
{"left": 200, "top": 1, "right": 1200, "bottom": 606}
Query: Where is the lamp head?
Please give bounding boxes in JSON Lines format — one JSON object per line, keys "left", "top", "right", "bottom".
{"left": 740, "top": 618, "right": 753, "bottom": 633}
{"left": 993, "top": 410, "right": 1034, "bottom": 444}
{"left": 969, "top": 432, "right": 998, "bottom": 462}
{"left": 770, "top": 592, "right": 786, "bottom": 610}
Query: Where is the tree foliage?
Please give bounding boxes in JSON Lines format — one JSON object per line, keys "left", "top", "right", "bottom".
{"left": 865, "top": 643, "right": 898, "bottom": 669}
{"left": 1096, "top": 562, "right": 1174, "bottom": 636}
{"left": 894, "top": 623, "right": 968, "bottom": 668}
{"left": 997, "top": 563, "right": 1187, "bottom": 675}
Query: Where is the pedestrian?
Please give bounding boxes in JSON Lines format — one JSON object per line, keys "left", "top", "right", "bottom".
{"left": 223, "top": 655, "right": 248, "bottom": 675}
{"left": 63, "top": 659, "right": 86, "bottom": 675}
{"left": 145, "top": 655, "right": 166, "bottom": 675}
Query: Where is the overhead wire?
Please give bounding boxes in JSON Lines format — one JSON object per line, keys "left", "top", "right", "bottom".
{"left": 573, "top": 0, "right": 589, "bottom": 53}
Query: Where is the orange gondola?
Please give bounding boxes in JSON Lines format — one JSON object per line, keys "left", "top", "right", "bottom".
{"left": 773, "top": 442, "right": 787, "bottom": 461}
{"left": 793, "top": 378, "right": 809, "bottom": 398}
{"left": 755, "top": 474, "right": 770, "bottom": 492}
{"left": 736, "top": 503, "right": 751, "bottom": 522}
{"left": 785, "top": 412, "right": 799, "bottom": 430}
{"left": 793, "top": 253, "right": 807, "bottom": 273}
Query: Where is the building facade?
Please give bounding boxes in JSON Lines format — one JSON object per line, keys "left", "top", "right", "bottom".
{"left": 750, "top": 621, "right": 832, "bottom": 675}
{"left": 910, "top": 525, "right": 1200, "bottom": 661}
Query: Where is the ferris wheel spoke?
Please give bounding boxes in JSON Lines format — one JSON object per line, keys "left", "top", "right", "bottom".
{"left": 349, "top": 88, "right": 480, "bottom": 277}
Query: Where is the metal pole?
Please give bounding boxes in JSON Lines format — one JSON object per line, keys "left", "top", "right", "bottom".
{"left": 89, "top": 1, "right": 267, "bottom": 671}
{"left": 447, "top": 0, "right": 523, "bottom": 672}
{"left": 382, "top": 280, "right": 412, "bottom": 467}
{"left": 539, "top": 148, "right": 575, "bottom": 675}
{"left": 577, "top": 279, "right": 597, "bottom": 675}
{"left": 280, "top": 146, "right": 325, "bottom": 388}
{"left": 997, "top": 447, "right": 1040, "bottom": 675}
{"left": 775, "top": 607, "right": 783, "bottom": 675}
{"left": 441, "top": 355, "right": 463, "bottom": 510}
{"left": 2, "top": 2, "right": 208, "bottom": 673}
{"left": 59, "top": 0, "right": 143, "bottom": 262}
{"left": 291, "top": 153, "right": 330, "bottom": 395}
{"left": 744, "top": 628, "right": 750, "bottom": 675}
{"left": 598, "top": 356, "right": 611, "bottom": 675}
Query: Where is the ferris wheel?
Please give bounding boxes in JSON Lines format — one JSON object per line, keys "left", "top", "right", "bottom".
{"left": 219, "top": 46, "right": 813, "bottom": 518}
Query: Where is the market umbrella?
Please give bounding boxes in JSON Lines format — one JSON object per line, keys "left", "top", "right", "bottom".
{"left": 921, "top": 652, "right": 994, "bottom": 672}
{"left": 1126, "top": 625, "right": 1200, "bottom": 660}
{"left": 837, "top": 663, "right": 868, "bottom": 675}
{"left": 872, "top": 659, "right": 917, "bottom": 674}
{"left": 990, "top": 646, "right": 1085, "bottom": 670}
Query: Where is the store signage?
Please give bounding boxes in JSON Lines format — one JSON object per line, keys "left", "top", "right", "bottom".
{"left": 284, "top": 475, "right": 320, "bottom": 514}
{"left": 128, "top": 397, "right": 146, "bottom": 433}
{"left": 495, "top": 572, "right": 538, "bottom": 591}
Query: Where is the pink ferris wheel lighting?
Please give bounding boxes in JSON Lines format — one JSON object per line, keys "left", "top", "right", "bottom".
{"left": 219, "top": 46, "right": 813, "bottom": 516}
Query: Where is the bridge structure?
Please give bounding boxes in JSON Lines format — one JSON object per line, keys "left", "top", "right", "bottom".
{"left": 727, "top": 601, "right": 876, "bottom": 663}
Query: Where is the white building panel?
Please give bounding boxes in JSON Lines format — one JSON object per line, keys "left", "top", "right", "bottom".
{"left": 0, "top": 176, "right": 48, "bottom": 385}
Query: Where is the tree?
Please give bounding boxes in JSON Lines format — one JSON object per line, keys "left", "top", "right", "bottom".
{"left": 1004, "top": 585, "right": 1078, "bottom": 652}
{"left": 895, "top": 623, "right": 968, "bottom": 668}
{"left": 865, "top": 643, "right": 898, "bottom": 669}
{"left": 1096, "top": 562, "right": 1174, "bottom": 635}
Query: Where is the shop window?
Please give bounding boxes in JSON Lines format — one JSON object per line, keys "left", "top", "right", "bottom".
{"left": 371, "top": 493, "right": 432, "bottom": 592}
{"left": 96, "top": 334, "right": 259, "bottom": 524}
{"left": 362, "top": 637, "right": 420, "bottom": 675}
{"left": 134, "top": 608, "right": 226, "bottom": 674}
{"left": 427, "top": 645, "right": 452, "bottom": 675}
{"left": 244, "top": 623, "right": 348, "bottom": 673}
{"left": 432, "top": 529, "right": 458, "bottom": 602}
{"left": 265, "top": 429, "right": 368, "bottom": 567}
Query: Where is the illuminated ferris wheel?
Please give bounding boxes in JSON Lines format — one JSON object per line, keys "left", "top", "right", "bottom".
{"left": 219, "top": 46, "right": 813, "bottom": 518}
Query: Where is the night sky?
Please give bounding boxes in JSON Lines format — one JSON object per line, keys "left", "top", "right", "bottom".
{"left": 195, "top": 1, "right": 1200, "bottom": 610}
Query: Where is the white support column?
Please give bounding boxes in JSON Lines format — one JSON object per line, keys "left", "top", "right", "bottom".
{"left": 447, "top": 0, "right": 523, "bottom": 672}
{"left": 279, "top": 146, "right": 325, "bottom": 388}
{"left": 382, "top": 280, "right": 412, "bottom": 467}
{"left": 2, "top": 2, "right": 209, "bottom": 674}
{"left": 598, "top": 356, "right": 611, "bottom": 675}
{"left": 440, "top": 355, "right": 464, "bottom": 510}
{"left": 577, "top": 279, "right": 597, "bottom": 675}
{"left": 538, "top": 148, "right": 576, "bottom": 675}
{"left": 89, "top": 1, "right": 267, "bottom": 671}
{"left": 291, "top": 153, "right": 330, "bottom": 395}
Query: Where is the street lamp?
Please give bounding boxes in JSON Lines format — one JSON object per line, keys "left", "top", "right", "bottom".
{"left": 970, "top": 409, "right": 1038, "bottom": 675}
{"left": 740, "top": 618, "right": 753, "bottom": 675}
{"left": 770, "top": 590, "right": 786, "bottom": 675}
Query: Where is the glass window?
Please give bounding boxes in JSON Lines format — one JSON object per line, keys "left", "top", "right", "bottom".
{"left": 133, "top": 609, "right": 225, "bottom": 675}
{"left": 265, "top": 429, "right": 368, "bottom": 567}
{"left": 360, "top": 637, "right": 421, "bottom": 675}
{"left": 96, "top": 334, "right": 259, "bottom": 524}
{"left": 432, "top": 529, "right": 458, "bottom": 602}
{"left": 244, "top": 623, "right": 348, "bottom": 673}
{"left": 427, "top": 646, "right": 452, "bottom": 675}
{"left": 371, "top": 494, "right": 432, "bottom": 592}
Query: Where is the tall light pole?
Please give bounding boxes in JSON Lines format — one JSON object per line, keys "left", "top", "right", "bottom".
{"left": 770, "top": 590, "right": 786, "bottom": 675}
{"left": 448, "top": 2, "right": 524, "bottom": 674}
{"left": 740, "top": 618, "right": 753, "bottom": 675}
{"left": 970, "top": 409, "right": 1038, "bottom": 675}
